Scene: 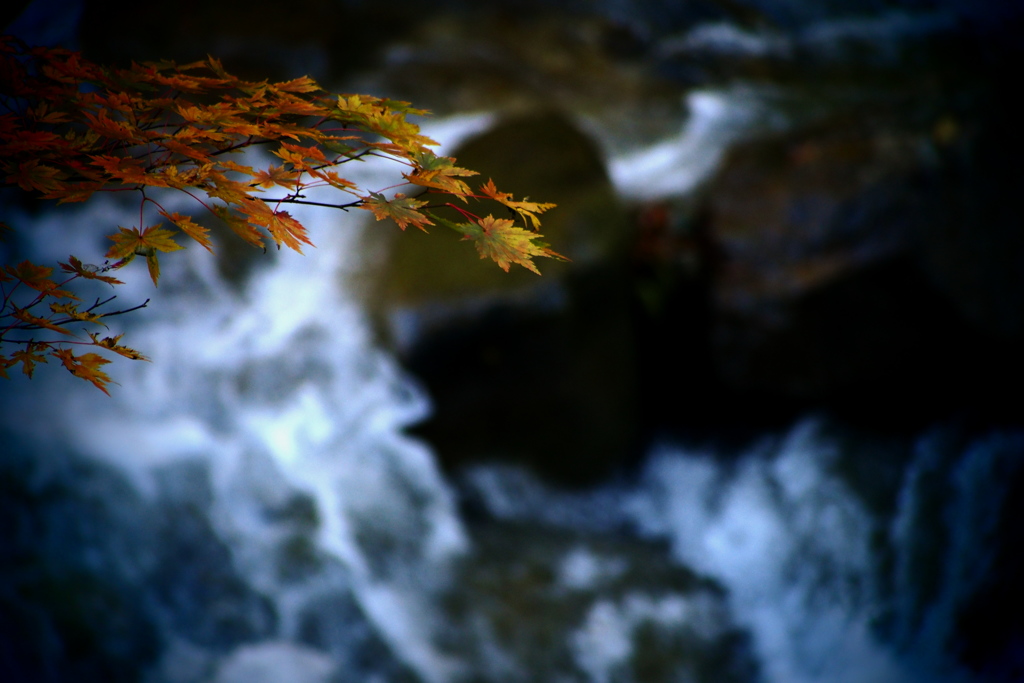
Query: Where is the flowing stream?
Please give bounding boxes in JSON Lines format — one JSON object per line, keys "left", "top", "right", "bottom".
{"left": 2, "top": 7, "right": 1023, "bottom": 681}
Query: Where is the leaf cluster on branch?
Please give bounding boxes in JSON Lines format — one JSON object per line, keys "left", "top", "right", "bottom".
{"left": 0, "top": 36, "right": 563, "bottom": 393}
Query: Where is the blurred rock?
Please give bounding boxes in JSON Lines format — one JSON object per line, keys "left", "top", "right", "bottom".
{"left": 366, "top": 111, "right": 641, "bottom": 486}
{"left": 695, "top": 90, "right": 1024, "bottom": 420}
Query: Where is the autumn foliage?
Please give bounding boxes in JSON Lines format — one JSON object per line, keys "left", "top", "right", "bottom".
{"left": 0, "top": 36, "right": 562, "bottom": 393}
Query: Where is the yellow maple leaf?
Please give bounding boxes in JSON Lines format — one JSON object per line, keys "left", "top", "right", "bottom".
{"left": 405, "top": 151, "right": 477, "bottom": 200}
{"left": 105, "top": 224, "right": 184, "bottom": 285}
{"left": 12, "top": 309, "right": 76, "bottom": 336}
{"left": 51, "top": 348, "right": 115, "bottom": 395}
{"left": 479, "top": 178, "right": 556, "bottom": 231}
{"left": 10, "top": 345, "right": 49, "bottom": 378}
{"left": 460, "top": 215, "right": 567, "bottom": 274}
{"left": 89, "top": 333, "right": 149, "bottom": 361}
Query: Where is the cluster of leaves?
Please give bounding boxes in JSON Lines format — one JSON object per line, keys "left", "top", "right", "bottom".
{"left": 0, "top": 36, "right": 563, "bottom": 393}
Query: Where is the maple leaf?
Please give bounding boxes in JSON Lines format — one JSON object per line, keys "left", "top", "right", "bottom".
{"left": 273, "top": 76, "right": 320, "bottom": 93}
{"left": 361, "top": 192, "right": 433, "bottom": 232}
{"left": 239, "top": 201, "right": 312, "bottom": 253}
{"left": 51, "top": 348, "right": 115, "bottom": 395}
{"left": 1, "top": 129, "right": 65, "bottom": 154}
{"left": 12, "top": 308, "right": 76, "bottom": 335}
{"left": 81, "top": 108, "right": 145, "bottom": 143}
{"left": 5, "top": 260, "right": 79, "bottom": 299}
{"left": 90, "top": 155, "right": 159, "bottom": 187}
{"left": 158, "top": 136, "right": 216, "bottom": 163}
{"left": 479, "top": 178, "right": 557, "bottom": 231}
{"left": 89, "top": 333, "right": 149, "bottom": 361}
{"left": 456, "top": 215, "right": 567, "bottom": 275}
{"left": 59, "top": 256, "right": 124, "bottom": 285}
{"left": 212, "top": 205, "right": 264, "bottom": 248}
{"left": 10, "top": 345, "right": 49, "bottom": 378}
{"left": 334, "top": 94, "right": 379, "bottom": 120}
{"left": 106, "top": 225, "right": 183, "bottom": 259}
{"left": 106, "top": 225, "right": 184, "bottom": 285}
{"left": 251, "top": 165, "right": 301, "bottom": 189}
{"left": 159, "top": 211, "right": 213, "bottom": 252}
{"left": 29, "top": 103, "right": 71, "bottom": 125}
{"left": 50, "top": 302, "right": 106, "bottom": 326}
{"left": 309, "top": 168, "right": 357, "bottom": 191}
{"left": 272, "top": 142, "right": 328, "bottom": 169}
{"left": 205, "top": 175, "right": 251, "bottom": 205}
{"left": 5, "top": 261, "right": 52, "bottom": 290}
{"left": 406, "top": 150, "right": 477, "bottom": 199}
{"left": 9, "top": 159, "right": 65, "bottom": 194}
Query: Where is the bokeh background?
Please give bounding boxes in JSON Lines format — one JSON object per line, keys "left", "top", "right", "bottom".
{"left": 2, "top": 1, "right": 1022, "bottom": 681}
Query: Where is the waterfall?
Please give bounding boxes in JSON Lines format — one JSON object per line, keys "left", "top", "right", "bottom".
{"left": 456, "top": 417, "right": 1023, "bottom": 683}
{"left": 1, "top": 121, "right": 492, "bottom": 681}
{"left": 3, "top": 5, "right": 1021, "bottom": 677}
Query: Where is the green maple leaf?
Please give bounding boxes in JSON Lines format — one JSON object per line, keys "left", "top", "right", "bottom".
{"left": 437, "top": 215, "right": 568, "bottom": 274}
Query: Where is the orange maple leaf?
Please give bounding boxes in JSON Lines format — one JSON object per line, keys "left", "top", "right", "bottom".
{"left": 273, "top": 76, "right": 320, "bottom": 93}
{"left": 212, "top": 205, "right": 264, "bottom": 248}
{"left": 361, "top": 192, "right": 433, "bottom": 232}
{"left": 90, "top": 155, "right": 161, "bottom": 187}
{"left": 251, "top": 165, "right": 301, "bottom": 189}
{"left": 106, "top": 225, "right": 183, "bottom": 259}
{"left": 159, "top": 211, "right": 213, "bottom": 252}
{"left": 238, "top": 201, "right": 312, "bottom": 253}
{"left": 50, "top": 302, "right": 105, "bottom": 325}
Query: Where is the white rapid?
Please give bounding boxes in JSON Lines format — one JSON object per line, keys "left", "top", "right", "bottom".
{"left": 458, "top": 417, "right": 1023, "bottom": 683}
{"left": 3, "top": 81, "right": 1020, "bottom": 682}
{"left": 0, "top": 120, "right": 493, "bottom": 681}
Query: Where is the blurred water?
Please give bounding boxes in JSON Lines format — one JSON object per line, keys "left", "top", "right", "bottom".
{"left": 1, "top": 132, "right": 478, "bottom": 681}
{"left": 3, "top": 3, "right": 1023, "bottom": 680}
{"left": 459, "top": 419, "right": 1024, "bottom": 683}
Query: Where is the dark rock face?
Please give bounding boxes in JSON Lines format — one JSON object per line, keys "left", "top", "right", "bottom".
{"left": 404, "top": 264, "right": 640, "bottom": 486}
{"left": 691, "top": 90, "right": 1024, "bottom": 426}
{"left": 370, "top": 112, "right": 640, "bottom": 486}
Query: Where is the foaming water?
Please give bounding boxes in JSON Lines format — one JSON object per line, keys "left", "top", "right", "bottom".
{"left": 607, "top": 85, "right": 789, "bottom": 200}
{"left": 0, "top": 127, "right": 484, "bottom": 680}
{"left": 3, "top": 68, "right": 1019, "bottom": 679}
{"left": 456, "top": 417, "right": 1022, "bottom": 683}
